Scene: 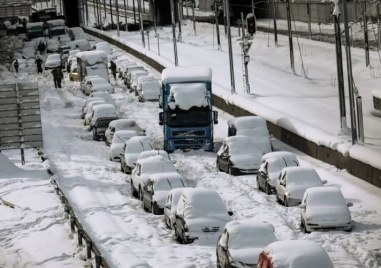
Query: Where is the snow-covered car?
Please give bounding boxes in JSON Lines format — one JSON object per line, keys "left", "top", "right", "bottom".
{"left": 95, "top": 42, "right": 112, "bottom": 55}
{"left": 104, "top": 119, "right": 145, "bottom": 146}
{"left": 257, "top": 240, "right": 334, "bottom": 268}
{"left": 163, "top": 188, "right": 188, "bottom": 229}
{"left": 68, "top": 57, "right": 80, "bottom": 81}
{"left": 129, "top": 70, "right": 149, "bottom": 93}
{"left": 120, "top": 136, "right": 153, "bottom": 174}
{"left": 83, "top": 100, "right": 106, "bottom": 125}
{"left": 124, "top": 66, "right": 146, "bottom": 87}
{"left": 68, "top": 27, "right": 86, "bottom": 41}
{"left": 300, "top": 186, "right": 353, "bottom": 233}
{"left": 46, "top": 39, "right": 60, "bottom": 53}
{"left": 216, "top": 220, "right": 277, "bottom": 268}
{"left": 82, "top": 76, "right": 113, "bottom": 95}
{"left": 44, "top": 53, "right": 62, "bottom": 70}
{"left": 142, "top": 172, "right": 187, "bottom": 215}
{"left": 90, "top": 91, "right": 114, "bottom": 105}
{"left": 275, "top": 166, "right": 327, "bottom": 207}
{"left": 257, "top": 151, "right": 299, "bottom": 195}
{"left": 67, "top": 39, "right": 91, "bottom": 51}
{"left": 89, "top": 103, "right": 118, "bottom": 130}
{"left": 81, "top": 97, "right": 104, "bottom": 119}
{"left": 174, "top": 188, "right": 233, "bottom": 244}
{"left": 216, "top": 135, "right": 263, "bottom": 175}
{"left": 136, "top": 76, "right": 161, "bottom": 102}
{"left": 92, "top": 116, "right": 118, "bottom": 141}
{"left": 227, "top": 116, "right": 267, "bottom": 137}
{"left": 130, "top": 155, "right": 177, "bottom": 199}
{"left": 109, "top": 130, "right": 139, "bottom": 161}
{"left": 136, "top": 149, "right": 172, "bottom": 163}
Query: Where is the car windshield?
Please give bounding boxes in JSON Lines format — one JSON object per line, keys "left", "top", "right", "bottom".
{"left": 286, "top": 170, "right": 321, "bottom": 185}
{"left": 141, "top": 161, "right": 176, "bottom": 174}
{"left": 229, "top": 140, "right": 258, "bottom": 155}
{"left": 228, "top": 228, "right": 275, "bottom": 249}
{"left": 154, "top": 178, "right": 185, "bottom": 192}
{"left": 307, "top": 191, "right": 346, "bottom": 207}
{"left": 166, "top": 106, "right": 211, "bottom": 127}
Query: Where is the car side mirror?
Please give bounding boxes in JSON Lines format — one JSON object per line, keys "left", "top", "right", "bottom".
{"left": 299, "top": 204, "right": 306, "bottom": 209}
{"left": 321, "top": 180, "right": 327, "bottom": 184}
{"left": 228, "top": 211, "right": 233, "bottom": 216}
{"left": 347, "top": 202, "right": 353, "bottom": 207}
{"left": 213, "top": 111, "right": 218, "bottom": 124}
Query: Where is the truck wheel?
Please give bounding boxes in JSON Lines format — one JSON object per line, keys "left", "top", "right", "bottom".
{"left": 93, "top": 129, "right": 99, "bottom": 141}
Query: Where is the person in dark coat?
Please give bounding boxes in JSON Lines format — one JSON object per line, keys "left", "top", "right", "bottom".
{"left": 52, "top": 67, "right": 64, "bottom": 88}
{"left": 13, "top": 59, "right": 19, "bottom": 73}
{"left": 38, "top": 40, "right": 46, "bottom": 55}
{"left": 35, "top": 56, "right": 43, "bottom": 73}
{"left": 109, "top": 60, "right": 117, "bottom": 80}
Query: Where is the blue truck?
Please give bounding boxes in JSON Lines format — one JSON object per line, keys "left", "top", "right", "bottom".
{"left": 159, "top": 66, "right": 218, "bottom": 152}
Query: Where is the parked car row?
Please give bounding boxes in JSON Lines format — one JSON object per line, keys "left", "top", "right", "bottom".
{"left": 111, "top": 54, "right": 160, "bottom": 102}
{"left": 67, "top": 41, "right": 341, "bottom": 268}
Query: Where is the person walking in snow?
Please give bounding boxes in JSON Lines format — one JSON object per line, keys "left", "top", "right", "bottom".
{"left": 35, "top": 56, "right": 43, "bottom": 73}
{"left": 13, "top": 59, "right": 19, "bottom": 73}
{"left": 52, "top": 67, "right": 64, "bottom": 88}
{"left": 109, "top": 60, "right": 117, "bottom": 80}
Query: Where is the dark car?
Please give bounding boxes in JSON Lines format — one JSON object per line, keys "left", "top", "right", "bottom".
{"left": 257, "top": 151, "right": 299, "bottom": 195}
{"left": 92, "top": 117, "right": 118, "bottom": 141}
{"left": 216, "top": 136, "right": 263, "bottom": 175}
{"left": 142, "top": 172, "right": 186, "bottom": 215}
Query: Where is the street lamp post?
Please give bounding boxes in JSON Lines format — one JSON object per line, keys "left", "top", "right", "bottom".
{"left": 170, "top": 0, "right": 179, "bottom": 65}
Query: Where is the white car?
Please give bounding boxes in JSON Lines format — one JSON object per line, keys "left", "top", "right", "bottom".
{"left": 83, "top": 100, "right": 106, "bottom": 125}
{"left": 216, "top": 135, "right": 263, "bottom": 175}
{"left": 163, "top": 188, "right": 188, "bottom": 229}
{"left": 82, "top": 76, "right": 113, "bottom": 95}
{"left": 68, "top": 27, "right": 86, "bottom": 40}
{"left": 95, "top": 42, "right": 112, "bottom": 55}
{"left": 129, "top": 70, "right": 149, "bottom": 93}
{"left": 109, "top": 130, "right": 139, "bottom": 162}
{"left": 90, "top": 91, "right": 114, "bottom": 105}
{"left": 275, "top": 166, "right": 327, "bottom": 207}
{"left": 136, "top": 150, "right": 172, "bottom": 163}
{"left": 130, "top": 155, "right": 177, "bottom": 199}
{"left": 81, "top": 97, "right": 104, "bottom": 119}
{"left": 300, "top": 186, "right": 353, "bottom": 233}
{"left": 44, "top": 53, "right": 62, "bottom": 70}
{"left": 142, "top": 172, "right": 187, "bottom": 215}
{"left": 227, "top": 116, "right": 267, "bottom": 136}
{"left": 90, "top": 83, "right": 114, "bottom": 95}
{"left": 120, "top": 136, "right": 153, "bottom": 174}
{"left": 136, "top": 76, "right": 161, "bottom": 102}
{"left": 174, "top": 188, "right": 233, "bottom": 244}
{"left": 216, "top": 220, "right": 277, "bottom": 268}
{"left": 257, "top": 151, "right": 299, "bottom": 195}
{"left": 46, "top": 39, "right": 60, "bottom": 53}
{"left": 89, "top": 103, "right": 118, "bottom": 129}
{"left": 257, "top": 240, "right": 334, "bottom": 268}
{"left": 104, "top": 119, "right": 145, "bottom": 146}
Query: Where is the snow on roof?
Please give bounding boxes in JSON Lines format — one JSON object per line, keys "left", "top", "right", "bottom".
{"left": 181, "top": 188, "right": 225, "bottom": 210}
{"left": 168, "top": 83, "right": 208, "bottom": 110}
{"left": 263, "top": 240, "right": 334, "bottom": 268}
{"left": 76, "top": 50, "right": 107, "bottom": 65}
{"left": 26, "top": 22, "right": 43, "bottom": 28}
{"left": 304, "top": 186, "right": 346, "bottom": 207}
{"left": 47, "top": 19, "right": 65, "bottom": 26}
{"left": 161, "top": 66, "right": 212, "bottom": 84}
{"left": 261, "top": 151, "right": 298, "bottom": 162}
{"left": 109, "top": 119, "right": 136, "bottom": 129}
{"left": 149, "top": 172, "right": 183, "bottom": 181}
{"left": 228, "top": 116, "right": 267, "bottom": 130}
{"left": 281, "top": 166, "right": 321, "bottom": 184}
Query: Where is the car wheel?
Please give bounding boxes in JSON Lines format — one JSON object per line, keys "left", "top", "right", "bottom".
{"left": 265, "top": 183, "right": 271, "bottom": 195}
{"left": 130, "top": 181, "right": 138, "bottom": 198}
{"left": 228, "top": 165, "right": 233, "bottom": 175}
{"left": 181, "top": 229, "right": 187, "bottom": 244}
{"left": 301, "top": 219, "right": 310, "bottom": 233}
{"left": 151, "top": 202, "right": 158, "bottom": 215}
{"left": 139, "top": 188, "right": 143, "bottom": 201}
{"left": 284, "top": 197, "right": 289, "bottom": 207}
{"left": 143, "top": 200, "right": 149, "bottom": 212}
{"left": 276, "top": 193, "right": 281, "bottom": 203}
{"left": 93, "top": 129, "right": 99, "bottom": 141}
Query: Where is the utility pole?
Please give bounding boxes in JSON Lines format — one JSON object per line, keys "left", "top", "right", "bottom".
{"left": 307, "top": 0, "right": 312, "bottom": 39}
{"left": 109, "top": 0, "right": 114, "bottom": 29}
{"left": 332, "top": 0, "right": 348, "bottom": 133}
{"left": 342, "top": 0, "right": 357, "bottom": 144}
{"left": 286, "top": 0, "right": 295, "bottom": 73}
{"left": 214, "top": 1, "right": 221, "bottom": 50}
{"left": 123, "top": 0, "right": 128, "bottom": 31}
{"left": 138, "top": 0, "right": 145, "bottom": 47}
{"left": 115, "top": 0, "right": 120, "bottom": 36}
{"left": 362, "top": 1, "right": 370, "bottom": 67}
{"left": 170, "top": 0, "right": 179, "bottom": 66}
{"left": 225, "top": 0, "right": 235, "bottom": 94}
{"left": 273, "top": 0, "right": 278, "bottom": 45}
{"left": 177, "top": 0, "right": 183, "bottom": 42}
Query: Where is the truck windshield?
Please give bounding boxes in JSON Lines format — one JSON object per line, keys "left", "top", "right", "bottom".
{"left": 166, "top": 107, "right": 211, "bottom": 127}
{"left": 51, "top": 27, "right": 66, "bottom": 36}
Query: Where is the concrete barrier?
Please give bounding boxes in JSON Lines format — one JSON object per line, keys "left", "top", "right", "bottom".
{"left": 84, "top": 27, "right": 381, "bottom": 189}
